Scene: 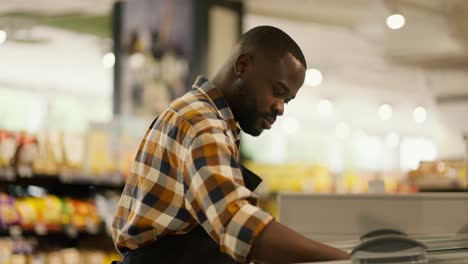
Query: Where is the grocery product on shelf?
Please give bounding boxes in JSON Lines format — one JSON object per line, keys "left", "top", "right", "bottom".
{"left": 84, "top": 117, "right": 148, "bottom": 183}
{"left": 0, "top": 192, "right": 108, "bottom": 236}
{"left": 0, "top": 125, "right": 125, "bottom": 258}
{"left": 0, "top": 238, "right": 119, "bottom": 264}
{"left": 33, "top": 130, "right": 53, "bottom": 176}
{"left": 67, "top": 198, "right": 101, "bottom": 233}
{"left": 241, "top": 161, "right": 417, "bottom": 216}
{"left": 15, "top": 132, "right": 38, "bottom": 178}
{"left": 38, "top": 195, "right": 63, "bottom": 231}
{"left": 115, "top": 116, "right": 149, "bottom": 181}
{"left": 85, "top": 123, "right": 117, "bottom": 180}
{"left": 0, "top": 115, "right": 149, "bottom": 184}
{"left": 244, "top": 161, "right": 411, "bottom": 195}
{"left": 15, "top": 197, "right": 38, "bottom": 231}
{"left": 0, "top": 239, "right": 13, "bottom": 264}
{"left": 0, "top": 130, "right": 17, "bottom": 180}
{"left": 0, "top": 193, "right": 19, "bottom": 229}
{"left": 408, "top": 160, "right": 467, "bottom": 190}
{"left": 0, "top": 127, "right": 126, "bottom": 184}
{"left": 62, "top": 133, "right": 85, "bottom": 176}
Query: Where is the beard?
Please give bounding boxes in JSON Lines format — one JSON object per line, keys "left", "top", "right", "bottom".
{"left": 232, "top": 79, "right": 263, "bottom": 136}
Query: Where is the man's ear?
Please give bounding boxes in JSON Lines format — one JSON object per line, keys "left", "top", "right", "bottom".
{"left": 234, "top": 53, "right": 253, "bottom": 77}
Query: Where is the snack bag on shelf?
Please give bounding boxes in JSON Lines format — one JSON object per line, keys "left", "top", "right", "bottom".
{"left": 15, "top": 197, "right": 38, "bottom": 231}
{"left": 33, "top": 130, "right": 59, "bottom": 176}
{"left": 341, "top": 171, "right": 364, "bottom": 193}
{"left": 31, "top": 253, "right": 46, "bottom": 264}
{"left": 60, "top": 198, "right": 73, "bottom": 227}
{"left": 0, "top": 192, "right": 19, "bottom": 229}
{"left": 10, "top": 254, "right": 27, "bottom": 264}
{"left": 0, "top": 239, "right": 13, "bottom": 264}
{"left": 46, "top": 251, "right": 63, "bottom": 264}
{"left": 459, "top": 166, "right": 467, "bottom": 189}
{"left": 0, "top": 130, "right": 18, "bottom": 180}
{"left": 15, "top": 132, "right": 38, "bottom": 178}
{"left": 61, "top": 133, "right": 85, "bottom": 177}
{"left": 48, "top": 130, "right": 65, "bottom": 175}
{"left": 68, "top": 199, "right": 86, "bottom": 231}
{"left": 36, "top": 195, "right": 62, "bottom": 231}
{"left": 84, "top": 123, "right": 118, "bottom": 181}
{"left": 60, "top": 248, "right": 80, "bottom": 264}
{"left": 116, "top": 116, "right": 150, "bottom": 180}
{"left": 11, "top": 240, "right": 34, "bottom": 264}
{"left": 68, "top": 199, "right": 101, "bottom": 232}
{"left": 82, "top": 251, "right": 106, "bottom": 264}
{"left": 408, "top": 160, "right": 467, "bottom": 190}
{"left": 28, "top": 197, "right": 49, "bottom": 235}
{"left": 304, "top": 164, "right": 333, "bottom": 193}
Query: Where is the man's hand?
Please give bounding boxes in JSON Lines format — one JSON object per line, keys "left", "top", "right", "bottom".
{"left": 250, "top": 220, "right": 350, "bottom": 263}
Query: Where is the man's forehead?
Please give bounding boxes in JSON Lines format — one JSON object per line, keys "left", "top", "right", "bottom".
{"left": 277, "top": 53, "right": 306, "bottom": 91}
{"left": 254, "top": 51, "right": 305, "bottom": 90}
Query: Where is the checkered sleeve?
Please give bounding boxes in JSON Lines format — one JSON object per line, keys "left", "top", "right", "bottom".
{"left": 183, "top": 127, "right": 273, "bottom": 263}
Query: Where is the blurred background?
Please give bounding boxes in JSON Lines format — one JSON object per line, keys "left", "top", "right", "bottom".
{"left": 0, "top": 0, "right": 467, "bottom": 263}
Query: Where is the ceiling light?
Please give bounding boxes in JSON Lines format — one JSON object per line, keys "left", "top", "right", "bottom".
{"left": 102, "top": 52, "right": 115, "bottom": 68}
{"left": 386, "top": 14, "right": 406, "bottom": 30}
{"left": 0, "top": 30, "right": 6, "bottom": 45}
{"left": 378, "top": 104, "right": 393, "bottom": 121}
{"left": 305, "top": 68, "right": 323, "bottom": 87}
{"left": 317, "top": 99, "right": 333, "bottom": 116}
{"left": 336, "top": 122, "right": 350, "bottom": 139}
{"left": 385, "top": 132, "right": 400, "bottom": 148}
{"left": 413, "top": 106, "right": 427, "bottom": 124}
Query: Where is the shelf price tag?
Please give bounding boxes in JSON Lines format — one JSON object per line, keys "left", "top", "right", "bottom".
{"left": 9, "top": 225, "right": 22, "bottom": 238}
{"left": 34, "top": 223, "right": 47, "bottom": 235}
{"left": 65, "top": 225, "right": 78, "bottom": 238}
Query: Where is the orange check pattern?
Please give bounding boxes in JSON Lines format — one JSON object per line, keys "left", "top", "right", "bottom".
{"left": 112, "top": 76, "right": 273, "bottom": 263}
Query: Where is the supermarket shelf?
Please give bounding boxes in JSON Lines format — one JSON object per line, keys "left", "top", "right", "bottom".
{"left": 419, "top": 188, "right": 468, "bottom": 192}
{"left": 415, "top": 180, "right": 468, "bottom": 192}
{"left": 0, "top": 226, "right": 115, "bottom": 251}
{"left": 0, "top": 227, "right": 110, "bottom": 239}
{"left": 0, "top": 175, "right": 124, "bottom": 197}
{"left": 0, "top": 174, "right": 124, "bottom": 195}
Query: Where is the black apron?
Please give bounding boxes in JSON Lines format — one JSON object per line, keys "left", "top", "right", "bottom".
{"left": 118, "top": 165, "right": 263, "bottom": 264}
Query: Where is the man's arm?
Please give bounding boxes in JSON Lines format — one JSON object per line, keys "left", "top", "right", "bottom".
{"left": 184, "top": 127, "right": 274, "bottom": 263}
{"left": 184, "top": 126, "right": 349, "bottom": 263}
{"left": 251, "top": 221, "right": 350, "bottom": 263}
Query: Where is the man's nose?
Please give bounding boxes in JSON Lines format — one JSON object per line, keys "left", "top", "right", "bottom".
{"left": 273, "top": 100, "right": 285, "bottom": 116}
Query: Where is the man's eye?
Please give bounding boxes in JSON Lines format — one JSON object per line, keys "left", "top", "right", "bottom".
{"left": 274, "top": 88, "right": 286, "bottom": 97}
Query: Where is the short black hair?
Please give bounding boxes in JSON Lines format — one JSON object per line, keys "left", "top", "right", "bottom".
{"left": 238, "top": 25, "right": 307, "bottom": 69}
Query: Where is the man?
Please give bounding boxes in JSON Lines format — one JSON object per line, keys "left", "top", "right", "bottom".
{"left": 112, "top": 26, "right": 350, "bottom": 263}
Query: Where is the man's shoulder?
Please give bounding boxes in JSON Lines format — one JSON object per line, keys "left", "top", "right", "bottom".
{"left": 169, "top": 90, "right": 227, "bottom": 132}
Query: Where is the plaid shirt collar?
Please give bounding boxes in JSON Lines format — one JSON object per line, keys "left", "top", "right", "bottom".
{"left": 192, "top": 76, "right": 241, "bottom": 141}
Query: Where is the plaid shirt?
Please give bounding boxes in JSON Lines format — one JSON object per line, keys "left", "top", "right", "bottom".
{"left": 112, "top": 76, "right": 273, "bottom": 263}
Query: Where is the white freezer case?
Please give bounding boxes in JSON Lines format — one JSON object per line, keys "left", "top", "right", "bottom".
{"left": 277, "top": 193, "right": 468, "bottom": 263}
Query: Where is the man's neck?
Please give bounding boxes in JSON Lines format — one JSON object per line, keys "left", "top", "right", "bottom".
{"left": 211, "top": 69, "right": 238, "bottom": 122}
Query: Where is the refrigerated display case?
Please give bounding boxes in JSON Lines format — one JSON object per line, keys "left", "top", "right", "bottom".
{"left": 278, "top": 193, "right": 468, "bottom": 263}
